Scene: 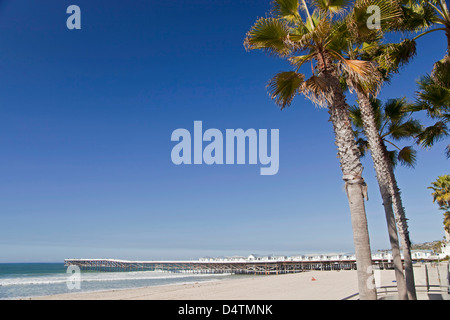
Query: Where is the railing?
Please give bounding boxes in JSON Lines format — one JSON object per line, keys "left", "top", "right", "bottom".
{"left": 341, "top": 285, "right": 447, "bottom": 300}
{"left": 342, "top": 262, "right": 450, "bottom": 300}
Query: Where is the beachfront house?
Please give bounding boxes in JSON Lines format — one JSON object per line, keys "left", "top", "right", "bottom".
{"left": 440, "top": 241, "right": 450, "bottom": 259}
{"left": 411, "top": 250, "right": 433, "bottom": 260}
{"left": 199, "top": 256, "right": 214, "bottom": 262}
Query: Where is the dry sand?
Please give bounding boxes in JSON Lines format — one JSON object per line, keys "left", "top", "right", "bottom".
{"left": 23, "top": 263, "right": 449, "bottom": 300}
{"left": 25, "top": 270, "right": 393, "bottom": 300}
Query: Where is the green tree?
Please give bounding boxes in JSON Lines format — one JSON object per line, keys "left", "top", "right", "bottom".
{"left": 429, "top": 175, "right": 450, "bottom": 238}
{"left": 397, "top": 0, "right": 450, "bottom": 157}
{"left": 411, "top": 60, "right": 450, "bottom": 158}
{"left": 349, "top": 97, "right": 422, "bottom": 299}
{"left": 244, "top": 0, "right": 377, "bottom": 299}
{"left": 339, "top": 2, "right": 419, "bottom": 299}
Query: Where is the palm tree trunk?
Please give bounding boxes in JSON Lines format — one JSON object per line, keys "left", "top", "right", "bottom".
{"left": 321, "top": 70, "right": 377, "bottom": 300}
{"left": 356, "top": 91, "right": 408, "bottom": 300}
{"left": 382, "top": 147, "right": 417, "bottom": 300}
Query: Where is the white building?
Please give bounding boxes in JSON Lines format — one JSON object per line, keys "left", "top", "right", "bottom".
{"left": 411, "top": 250, "right": 433, "bottom": 260}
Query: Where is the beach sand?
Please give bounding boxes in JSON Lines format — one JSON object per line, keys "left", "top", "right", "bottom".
{"left": 25, "top": 263, "right": 449, "bottom": 300}
{"left": 24, "top": 270, "right": 395, "bottom": 300}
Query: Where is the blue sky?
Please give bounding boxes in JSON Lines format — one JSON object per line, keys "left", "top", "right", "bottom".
{"left": 0, "top": 0, "right": 448, "bottom": 262}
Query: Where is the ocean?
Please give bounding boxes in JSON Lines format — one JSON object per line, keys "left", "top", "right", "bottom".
{"left": 0, "top": 263, "right": 234, "bottom": 299}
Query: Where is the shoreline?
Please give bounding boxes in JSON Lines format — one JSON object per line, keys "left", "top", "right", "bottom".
{"left": 22, "top": 270, "right": 383, "bottom": 300}
{"left": 21, "top": 262, "right": 450, "bottom": 300}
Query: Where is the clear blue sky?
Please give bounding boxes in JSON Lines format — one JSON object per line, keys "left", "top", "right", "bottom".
{"left": 0, "top": 0, "right": 448, "bottom": 262}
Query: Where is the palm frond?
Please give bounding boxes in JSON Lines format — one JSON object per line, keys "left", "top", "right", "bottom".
{"left": 339, "top": 59, "right": 383, "bottom": 96}
{"left": 396, "top": 2, "right": 437, "bottom": 32}
{"left": 355, "top": 136, "right": 370, "bottom": 157}
{"left": 376, "top": 39, "right": 417, "bottom": 74}
{"left": 388, "top": 149, "right": 399, "bottom": 167}
{"left": 244, "top": 17, "right": 291, "bottom": 56}
{"left": 383, "top": 98, "right": 409, "bottom": 123}
{"left": 389, "top": 119, "right": 423, "bottom": 140}
{"left": 288, "top": 53, "right": 316, "bottom": 69}
{"left": 311, "top": 0, "right": 352, "bottom": 16}
{"left": 397, "top": 146, "right": 417, "bottom": 168}
{"left": 349, "top": 104, "right": 364, "bottom": 129}
{"left": 416, "top": 121, "right": 449, "bottom": 147}
{"left": 271, "top": 0, "right": 301, "bottom": 23}
{"left": 301, "top": 75, "right": 334, "bottom": 107}
{"left": 267, "top": 71, "right": 306, "bottom": 109}
{"left": 347, "top": 0, "right": 403, "bottom": 41}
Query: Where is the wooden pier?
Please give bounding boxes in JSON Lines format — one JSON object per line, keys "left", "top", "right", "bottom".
{"left": 64, "top": 258, "right": 405, "bottom": 275}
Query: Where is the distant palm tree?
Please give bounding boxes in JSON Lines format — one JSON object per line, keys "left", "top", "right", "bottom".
{"left": 429, "top": 175, "right": 450, "bottom": 239}
{"left": 244, "top": 0, "right": 377, "bottom": 299}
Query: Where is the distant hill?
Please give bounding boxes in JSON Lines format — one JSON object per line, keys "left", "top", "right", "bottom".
{"left": 378, "top": 240, "right": 443, "bottom": 253}
{"left": 411, "top": 241, "right": 442, "bottom": 252}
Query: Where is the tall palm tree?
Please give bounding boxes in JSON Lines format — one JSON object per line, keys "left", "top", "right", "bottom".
{"left": 429, "top": 175, "right": 450, "bottom": 239}
{"left": 244, "top": 0, "right": 377, "bottom": 299}
{"left": 349, "top": 97, "right": 422, "bottom": 300}
{"left": 340, "top": 2, "right": 420, "bottom": 299}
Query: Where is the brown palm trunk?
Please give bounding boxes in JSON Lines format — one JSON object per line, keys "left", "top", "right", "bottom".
{"left": 319, "top": 59, "right": 376, "bottom": 299}
{"left": 356, "top": 91, "right": 408, "bottom": 300}
{"left": 382, "top": 144, "right": 417, "bottom": 300}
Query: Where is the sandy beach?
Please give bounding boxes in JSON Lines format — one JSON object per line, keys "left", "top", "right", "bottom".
{"left": 24, "top": 263, "right": 449, "bottom": 300}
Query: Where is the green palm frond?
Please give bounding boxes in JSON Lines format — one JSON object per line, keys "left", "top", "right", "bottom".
{"left": 388, "top": 119, "right": 423, "bottom": 140}
{"left": 267, "top": 71, "right": 306, "bottom": 109}
{"left": 271, "top": 0, "right": 301, "bottom": 23}
{"left": 350, "top": 97, "right": 421, "bottom": 168}
{"left": 398, "top": 2, "right": 437, "bottom": 32}
{"left": 416, "top": 75, "right": 450, "bottom": 113}
{"left": 349, "top": 104, "right": 364, "bottom": 128}
{"left": 350, "top": 97, "right": 382, "bottom": 129}
{"left": 376, "top": 39, "right": 417, "bottom": 74}
{"left": 431, "top": 56, "right": 450, "bottom": 88}
{"left": 416, "top": 121, "right": 449, "bottom": 147}
{"left": 429, "top": 175, "right": 450, "bottom": 208}
{"left": 383, "top": 98, "right": 409, "bottom": 123}
{"left": 355, "top": 136, "right": 370, "bottom": 157}
{"left": 387, "top": 149, "right": 399, "bottom": 167}
{"left": 397, "top": 146, "right": 417, "bottom": 168}
{"left": 311, "top": 0, "right": 351, "bottom": 16}
{"left": 244, "top": 17, "right": 291, "bottom": 56}
{"left": 288, "top": 53, "right": 316, "bottom": 70}
{"left": 289, "top": 16, "right": 333, "bottom": 48}
{"left": 347, "top": 0, "right": 403, "bottom": 41}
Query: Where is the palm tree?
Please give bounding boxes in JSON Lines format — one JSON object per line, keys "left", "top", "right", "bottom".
{"left": 351, "top": 98, "right": 422, "bottom": 169}
{"left": 400, "top": 0, "right": 450, "bottom": 55}
{"left": 398, "top": 0, "right": 450, "bottom": 157}
{"left": 244, "top": 0, "right": 377, "bottom": 299}
{"left": 340, "top": 3, "right": 420, "bottom": 299}
{"left": 411, "top": 60, "right": 450, "bottom": 158}
{"left": 349, "top": 97, "right": 422, "bottom": 299}
{"left": 429, "top": 175, "right": 450, "bottom": 239}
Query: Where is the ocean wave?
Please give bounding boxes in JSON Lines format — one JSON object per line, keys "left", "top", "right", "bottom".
{"left": 0, "top": 271, "right": 232, "bottom": 287}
